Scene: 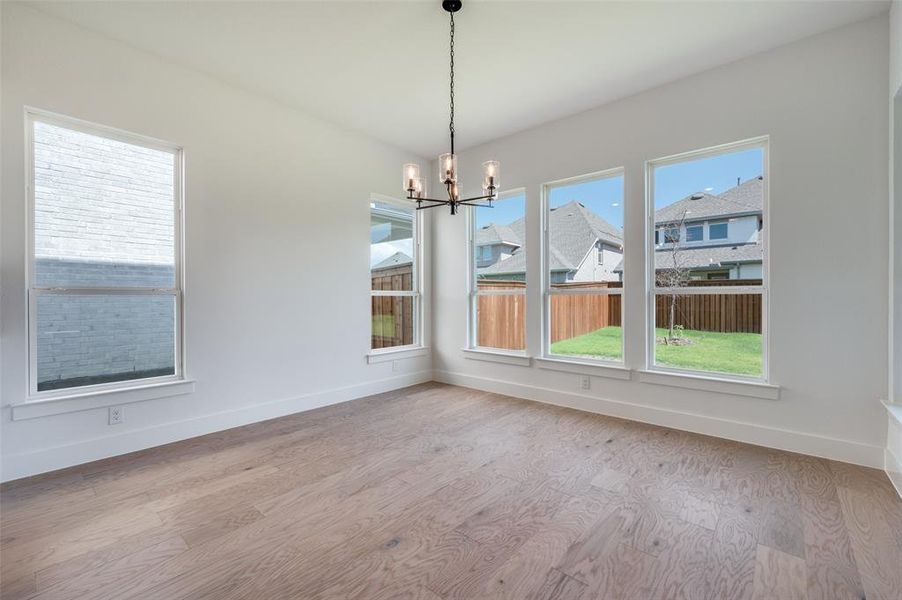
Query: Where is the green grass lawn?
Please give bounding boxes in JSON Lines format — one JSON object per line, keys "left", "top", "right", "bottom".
{"left": 550, "top": 326, "right": 762, "bottom": 377}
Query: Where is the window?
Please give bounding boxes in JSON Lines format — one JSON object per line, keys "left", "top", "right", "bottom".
{"left": 648, "top": 139, "right": 767, "bottom": 379}
{"left": 685, "top": 224, "right": 704, "bottom": 242}
{"left": 470, "top": 190, "right": 526, "bottom": 351}
{"left": 544, "top": 170, "right": 624, "bottom": 363}
{"left": 370, "top": 198, "right": 421, "bottom": 351}
{"left": 663, "top": 227, "right": 680, "bottom": 244}
{"left": 28, "top": 112, "right": 183, "bottom": 395}
{"left": 709, "top": 221, "right": 728, "bottom": 240}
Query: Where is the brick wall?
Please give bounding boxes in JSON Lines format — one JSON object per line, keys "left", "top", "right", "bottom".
{"left": 33, "top": 121, "right": 177, "bottom": 390}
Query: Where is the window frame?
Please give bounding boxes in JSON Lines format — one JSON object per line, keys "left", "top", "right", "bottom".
{"left": 645, "top": 136, "right": 769, "bottom": 383}
{"left": 541, "top": 167, "right": 625, "bottom": 366}
{"left": 25, "top": 108, "right": 186, "bottom": 400}
{"left": 368, "top": 193, "right": 424, "bottom": 355}
{"left": 467, "top": 188, "right": 527, "bottom": 354}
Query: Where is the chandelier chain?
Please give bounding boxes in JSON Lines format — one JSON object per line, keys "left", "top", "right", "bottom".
{"left": 449, "top": 11, "right": 455, "bottom": 155}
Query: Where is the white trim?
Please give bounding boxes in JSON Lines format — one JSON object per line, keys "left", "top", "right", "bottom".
{"left": 636, "top": 368, "right": 779, "bottom": 400}
{"left": 12, "top": 380, "right": 196, "bottom": 420}
{"left": 25, "top": 109, "right": 187, "bottom": 400}
{"left": 886, "top": 447, "right": 902, "bottom": 500}
{"left": 884, "top": 399, "right": 902, "bottom": 426}
{"left": 645, "top": 136, "right": 770, "bottom": 381}
{"left": 654, "top": 285, "right": 764, "bottom": 296}
{"left": 432, "top": 372, "right": 881, "bottom": 468}
{"left": 366, "top": 346, "right": 429, "bottom": 363}
{"left": 535, "top": 357, "right": 631, "bottom": 380}
{"left": 1, "top": 370, "right": 433, "bottom": 483}
{"left": 462, "top": 348, "right": 531, "bottom": 366}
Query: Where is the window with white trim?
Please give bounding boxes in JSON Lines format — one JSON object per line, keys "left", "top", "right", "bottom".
{"left": 28, "top": 112, "right": 184, "bottom": 395}
{"left": 544, "top": 170, "right": 624, "bottom": 363}
{"left": 469, "top": 190, "right": 526, "bottom": 351}
{"left": 649, "top": 139, "right": 767, "bottom": 380}
{"left": 370, "top": 198, "right": 421, "bottom": 350}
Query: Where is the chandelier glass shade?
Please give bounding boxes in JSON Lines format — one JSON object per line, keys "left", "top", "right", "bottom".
{"left": 401, "top": 0, "right": 499, "bottom": 215}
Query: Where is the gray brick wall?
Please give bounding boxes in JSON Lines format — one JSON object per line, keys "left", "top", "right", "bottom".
{"left": 33, "top": 121, "right": 177, "bottom": 390}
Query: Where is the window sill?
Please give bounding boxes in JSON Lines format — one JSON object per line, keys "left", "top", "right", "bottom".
{"left": 535, "top": 357, "right": 631, "bottom": 380}
{"left": 366, "top": 346, "right": 429, "bottom": 364}
{"left": 883, "top": 400, "right": 902, "bottom": 426}
{"left": 636, "top": 369, "right": 779, "bottom": 400}
{"left": 11, "top": 379, "right": 196, "bottom": 420}
{"left": 462, "top": 348, "right": 531, "bottom": 367}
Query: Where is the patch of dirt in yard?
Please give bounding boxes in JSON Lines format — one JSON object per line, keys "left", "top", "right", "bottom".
{"left": 656, "top": 336, "right": 694, "bottom": 346}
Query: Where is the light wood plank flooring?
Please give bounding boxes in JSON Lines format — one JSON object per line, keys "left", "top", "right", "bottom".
{"left": 2, "top": 383, "right": 900, "bottom": 600}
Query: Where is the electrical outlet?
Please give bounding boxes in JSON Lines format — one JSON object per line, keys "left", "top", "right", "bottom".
{"left": 580, "top": 375, "right": 591, "bottom": 391}
{"left": 392, "top": 360, "right": 402, "bottom": 373}
{"left": 108, "top": 405, "right": 124, "bottom": 425}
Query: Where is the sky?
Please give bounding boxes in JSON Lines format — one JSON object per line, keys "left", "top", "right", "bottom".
{"left": 473, "top": 147, "right": 763, "bottom": 231}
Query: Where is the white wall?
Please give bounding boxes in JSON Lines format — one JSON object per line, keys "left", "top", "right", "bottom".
{"left": 433, "top": 16, "right": 890, "bottom": 467}
{"left": 0, "top": 4, "right": 432, "bottom": 481}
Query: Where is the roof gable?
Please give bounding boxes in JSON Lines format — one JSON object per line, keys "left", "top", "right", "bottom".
{"left": 655, "top": 176, "right": 763, "bottom": 224}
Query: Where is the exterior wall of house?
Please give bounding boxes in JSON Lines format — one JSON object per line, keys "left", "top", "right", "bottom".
{"left": 32, "top": 122, "right": 177, "bottom": 390}
{"left": 657, "top": 214, "right": 760, "bottom": 248}
{"left": 476, "top": 243, "right": 517, "bottom": 268}
{"left": 571, "top": 243, "right": 623, "bottom": 283}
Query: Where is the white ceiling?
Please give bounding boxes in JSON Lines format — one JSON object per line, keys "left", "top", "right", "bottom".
{"left": 30, "top": 0, "right": 889, "bottom": 157}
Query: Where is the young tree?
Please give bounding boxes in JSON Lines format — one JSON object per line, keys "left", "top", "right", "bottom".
{"left": 655, "top": 209, "right": 691, "bottom": 343}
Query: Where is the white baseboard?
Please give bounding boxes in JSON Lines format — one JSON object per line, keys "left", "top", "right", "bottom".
{"left": 1, "top": 370, "right": 433, "bottom": 483}
{"left": 434, "top": 370, "right": 885, "bottom": 469}
{"left": 887, "top": 447, "right": 902, "bottom": 500}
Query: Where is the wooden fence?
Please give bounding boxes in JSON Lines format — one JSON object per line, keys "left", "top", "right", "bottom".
{"left": 476, "top": 278, "right": 761, "bottom": 350}
{"left": 654, "top": 279, "right": 762, "bottom": 335}
{"left": 371, "top": 265, "right": 414, "bottom": 349}
{"left": 371, "top": 262, "right": 762, "bottom": 350}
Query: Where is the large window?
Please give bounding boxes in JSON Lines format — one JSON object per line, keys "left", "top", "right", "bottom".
{"left": 370, "top": 198, "right": 421, "bottom": 350}
{"left": 28, "top": 112, "right": 183, "bottom": 395}
{"left": 469, "top": 190, "right": 527, "bottom": 351}
{"left": 648, "top": 139, "right": 767, "bottom": 379}
{"left": 544, "top": 170, "right": 624, "bottom": 363}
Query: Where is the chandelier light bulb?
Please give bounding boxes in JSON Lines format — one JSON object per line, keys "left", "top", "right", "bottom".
{"left": 402, "top": 163, "right": 421, "bottom": 194}
{"left": 438, "top": 153, "right": 458, "bottom": 183}
{"left": 482, "top": 160, "right": 500, "bottom": 194}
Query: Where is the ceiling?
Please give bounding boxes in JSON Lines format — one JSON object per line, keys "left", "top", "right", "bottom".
{"left": 30, "top": 0, "right": 889, "bottom": 157}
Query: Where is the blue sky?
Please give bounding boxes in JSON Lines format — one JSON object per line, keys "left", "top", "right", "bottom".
{"left": 473, "top": 147, "right": 763, "bottom": 231}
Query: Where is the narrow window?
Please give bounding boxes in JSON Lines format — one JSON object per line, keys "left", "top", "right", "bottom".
{"left": 370, "top": 199, "right": 421, "bottom": 350}
{"left": 470, "top": 190, "right": 526, "bottom": 351}
{"left": 649, "top": 140, "right": 767, "bottom": 379}
{"left": 28, "top": 113, "right": 183, "bottom": 394}
{"left": 544, "top": 170, "right": 624, "bottom": 363}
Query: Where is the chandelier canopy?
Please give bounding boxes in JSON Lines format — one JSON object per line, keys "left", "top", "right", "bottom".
{"left": 402, "top": 0, "right": 499, "bottom": 215}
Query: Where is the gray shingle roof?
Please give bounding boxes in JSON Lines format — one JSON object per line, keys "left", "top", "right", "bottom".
{"left": 478, "top": 200, "right": 623, "bottom": 276}
{"left": 475, "top": 223, "right": 520, "bottom": 247}
{"left": 655, "top": 176, "right": 763, "bottom": 224}
{"left": 613, "top": 243, "right": 762, "bottom": 273}
{"left": 372, "top": 251, "right": 412, "bottom": 271}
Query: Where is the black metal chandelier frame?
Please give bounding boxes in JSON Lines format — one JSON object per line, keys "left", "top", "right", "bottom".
{"left": 406, "top": 0, "right": 496, "bottom": 215}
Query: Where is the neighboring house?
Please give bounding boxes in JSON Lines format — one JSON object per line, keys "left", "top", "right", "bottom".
{"left": 477, "top": 200, "right": 623, "bottom": 283}
{"left": 371, "top": 251, "right": 412, "bottom": 272}
{"left": 614, "top": 176, "right": 764, "bottom": 281}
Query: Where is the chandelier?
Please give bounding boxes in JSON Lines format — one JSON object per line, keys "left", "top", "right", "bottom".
{"left": 402, "top": 0, "right": 500, "bottom": 215}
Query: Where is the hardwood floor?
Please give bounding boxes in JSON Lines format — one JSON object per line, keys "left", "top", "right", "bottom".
{"left": 1, "top": 382, "right": 900, "bottom": 600}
